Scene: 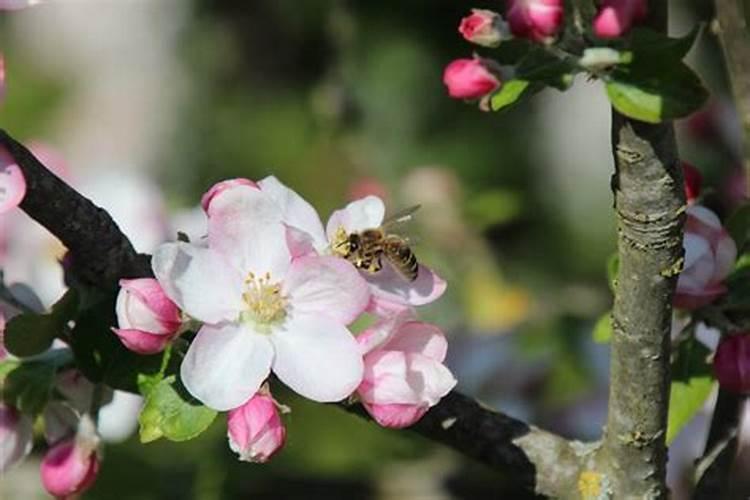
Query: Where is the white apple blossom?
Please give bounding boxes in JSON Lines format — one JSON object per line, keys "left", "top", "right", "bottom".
{"left": 153, "top": 183, "right": 369, "bottom": 411}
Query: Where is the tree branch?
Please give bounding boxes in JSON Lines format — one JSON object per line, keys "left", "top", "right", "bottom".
{"left": 713, "top": 0, "right": 750, "bottom": 196}
{"left": 0, "top": 129, "right": 151, "bottom": 288}
{"left": 1, "top": 128, "right": 587, "bottom": 497}
{"left": 600, "top": 3, "right": 683, "bottom": 497}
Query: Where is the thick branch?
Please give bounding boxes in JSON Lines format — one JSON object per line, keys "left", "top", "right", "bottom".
{"left": 2, "top": 128, "right": 585, "bottom": 496}
{"left": 345, "top": 392, "right": 585, "bottom": 497}
{"left": 714, "top": 0, "right": 750, "bottom": 195}
{"left": 601, "top": 5, "right": 683, "bottom": 496}
{"left": 0, "top": 129, "right": 151, "bottom": 287}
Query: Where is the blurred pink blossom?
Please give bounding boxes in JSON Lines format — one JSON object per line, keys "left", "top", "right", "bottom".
{"left": 442, "top": 57, "right": 501, "bottom": 100}
{"left": 506, "top": 0, "right": 563, "bottom": 42}
{"left": 458, "top": 9, "right": 507, "bottom": 48}
{"left": 40, "top": 415, "right": 100, "bottom": 498}
{"left": 593, "top": 0, "right": 647, "bottom": 39}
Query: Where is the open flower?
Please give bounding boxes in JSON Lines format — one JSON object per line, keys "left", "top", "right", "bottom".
{"left": 40, "top": 415, "right": 100, "bottom": 498}
{"left": 674, "top": 205, "right": 737, "bottom": 309}
{"left": 0, "top": 403, "right": 33, "bottom": 473}
{"left": 154, "top": 183, "right": 369, "bottom": 410}
{"left": 114, "top": 278, "right": 183, "bottom": 354}
{"left": 227, "top": 390, "right": 286, "bottom": 463}
{"left": 203, "top": 177, "right": 446, "bottom": 316}
{"left": 356, "top": 313, "right": 456, "bottom": 428}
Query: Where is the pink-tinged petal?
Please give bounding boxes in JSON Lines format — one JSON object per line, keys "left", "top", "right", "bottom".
{"left": 40, "top": 437, "right": 99, "bottom": 497}
{"left": 200, "top": 178, "right": 258, "bottom": 213}
{"left": 282, "top": 256, "right": 369, "bottom": 325}
{"left": 0, "top": 151, "right": 26, "bottom": 213}
{"left": 681, "top": 234, "right": 715, "bottom": 288}
{"left": 442, "top": 58, "right": 502, "bottom": 99}
{"left": 360, "top": 351, "right": 424, "bottom": 405}
{"left": 0, "top": 404, "right": 33, "bottom": 473}
{"left": 367, "top": 264, "right": 447, "bottom": 310}
{"left": 361, "top": 402, "right": 428, "bottom": 429}
{"left": 685, "top": 205, "right": 722, "bottom": 239}
{"left": 116, "top": 278, "right": 181, "bottom": 334}
{"left": 152, "top": 242, "right": 244, "bottom": 324}
{"left": 285, "top": 225, "right": 318, "bottom": 259}
{"left": 43, "top": 402, "right": 78, "bottom": 446}
{"left": 356, "top": 310, "right": 416, "bottom": 355}
{"left": 180, "top": 322, "right": 274, "bottom": 411}
{"left": 714, "top": 231, "right": 738, "bottom": 281}
{"left": 227, "top": 393, "right": 286, "bottom": 463}
{"left": 112, "top": 328, "right": 174, "bottom": 355}
{"left": 258, "top": 176, "right": 327, "bottom": 248}
{"left": 206, "top": 184, "right": 290, "bottom": 276}
{"left": 271, "top": 313, "right": 363, "bottom": 402}
{"left": 674, "top": 283, "right": 728, "bottom": 310}
{"left": 381, "top": 321, "right": 448, "bottom": 361}
{"left": 325, "top": 196, "right": 386, "bottom": 240}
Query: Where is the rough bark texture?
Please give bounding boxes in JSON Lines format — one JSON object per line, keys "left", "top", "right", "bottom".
{"left": 0, "top": 129, "right": 152, "bottom": 287}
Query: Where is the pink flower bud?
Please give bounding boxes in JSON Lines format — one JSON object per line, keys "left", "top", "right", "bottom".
{"left": 593, "top": 0, "right": 647, "bottom": 39}
{"left": 40, "top": 416, "right": 100, "bottom": 498}
{"left": 114, "top": 278, "right": 182, "bottom": 354}
{"left": 506, "top": 0, "right": 564, "bottom": 43}
{"left": 443, "top": 58, "right": 501, "bottom": 100}
{"left": 227, "top": 393, "right": 286, "bottom": 463}
{"left": 0, "top": 403, "right": 33, "bottom": 473}
{"left": 458, "top": 9, "right": 508, "bottom": 48}
{"left": 356, "top": 315, "right": 456, "bottom": 428}
{"left": 714, "top": 334, "right": 750, "bottom": 394}
{"left": 674, "top": 205, "right": 737, "bottom": 310}
{"left": 682, "top": 161, "right": 702, "bottom": 203}
{"left": 200, "top": 178, "right": 258, "bottom": 213}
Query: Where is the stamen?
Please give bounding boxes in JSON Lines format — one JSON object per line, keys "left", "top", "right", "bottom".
{"left": 241, "top": 272, "right": 287, "bottom": 325}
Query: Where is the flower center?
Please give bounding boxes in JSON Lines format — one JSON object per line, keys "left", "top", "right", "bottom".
{"left": 240, "top": 272, "right": 287, "bottom": 326}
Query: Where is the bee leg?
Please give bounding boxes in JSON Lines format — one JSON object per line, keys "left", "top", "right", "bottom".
{"left": 368, "top": 258, "right": 382, "bottom": 274}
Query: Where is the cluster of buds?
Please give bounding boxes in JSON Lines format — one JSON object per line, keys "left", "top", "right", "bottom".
{"left": 443, "top": 1, "right": 649, "bottom": 106}
{"left": 114, "top": 176, "right": 456, "bottom": 463}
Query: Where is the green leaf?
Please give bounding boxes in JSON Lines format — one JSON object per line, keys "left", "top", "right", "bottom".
{"left": 628, "top": 26, "right": 701, "bottom": 61}
{"left": 726, "top": 203, "right": 750, "bottom": 250}
{"left": 515, "top": 48, "right": 577, "bottom": 90}
{"left": 5, "top": 289, "right": 78, "bottom": 357}
{"left": 592, "top": 312, "right": 613, "bottom": 344}
{"left": 490, "top": 80, "right": 532, "bottom": 112}
{"left": 605, "top": 61, "right": 708, "bottom": 123}
{"left": 2, "top": 361, "right": 56, "bottom": 415}
{"left": 666, "top": 339, "right": 715, "bottom": 444}
{"left": 138, "top": 376, "right": 217, "bottom": 443}
{"left": 607, "top": 253, "right": 619, "bottom": 292}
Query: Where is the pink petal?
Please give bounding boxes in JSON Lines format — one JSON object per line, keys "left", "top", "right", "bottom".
{"left": 258, "top": 176, "right": 327, "bottom": 249}
{"left": 366, "top": 264, "right": 447, "bottom": 312}
{"left": 285, "top": 225, "right": 318, "bottom": 259}
{"left": 206, "top": 185, "right": 290, "bottom": 277}
{"left": 152, "top": 242, "right": 244, "bottom": 324}
{"left": 40, "top": 438, "right": 99, "bottom": 498}
{"left": 674, "top": 283, "right": 728, "bottom": 310}
{"left": 361, "top": 402, "right": 428, "bottom": 429}
{"left": 227, "top": 393, "right": 286, "bottom": 463}
{"left": 180, "top": 322, "right": 274, "bottom": 411}
{"left": 282, "top": 255, "right": 369, "bottom": 325}
{"left": 270, "top": 313, "right": 363, "bottom": 402}
{"left": 381, "top": 321, "right": 448, "bottom": 361}
{"left": 200, "top": 178, "right": 258, "bottom": 213}
{"left": 325, "top": 196, "right": 385, "bottom": 241}
{"left": 356, "top": 312, "right": 414, "bottom": 355}
{"left": 116, "top": 278, "right": 181, "bottom": 334}
{"left": 0, "top": 150, "right": 26, "bottom": 213}
{"left": 112, "top": 328, "right": 174, "bottom": 355}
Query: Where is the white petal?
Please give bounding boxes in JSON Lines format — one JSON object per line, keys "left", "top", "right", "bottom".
{"left": 0, "top": 162, "right": 25, "bottom": 214}
{"left": 181, "top": 323, "right": 274, "bottom": 411}
{"left": 258, "top": 176, "right": 327, "bottom": 249}
{"left": 270, "top": 313, "right": 363, "bottom": 402}
{"left": 152, "top": 242, "right": 244, "bottom": 324}
{"left": 686, "top": 205, "right": 722, "bottom": 230}
{"left": 367, "top": 264, "right": 447, "bottom": 308}
{"left": 382, "top": 321, "right": 448, "bottom": 361}
{"left": 683, "top": 233, "right": 711, "bottom": 269}
{"left": 207, "top": 184, "right": 290, "bottom": 276}
{"left": 282, "top": 256, "right": 369, "bottom": 325}
{"left": 713, "top": 232, "right": 737, "bottom": 281}
{"left": 325, "top": 196, "right": 385, "bottom": 240}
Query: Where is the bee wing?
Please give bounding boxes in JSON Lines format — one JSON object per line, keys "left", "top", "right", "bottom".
{"left": 381, "top": 204, "right": 421, "bottom": 229}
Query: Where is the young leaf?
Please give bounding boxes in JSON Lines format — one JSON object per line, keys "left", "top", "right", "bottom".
{"left": 4, "top": 289, "right": 78, "bottom": 357}
{"left": 666, "top": 338, "right": 714, "bottom": 444}
{"left": 2, "top": 361, "right": 56, "bottom": 415}
{"left": 726, "top": 203, "right": 750, "bottom": 250}
{"left": 515, "top": 48, "right": 577, "bottom": 90}
{"left": 138, "top": 375, "right": 217, "bottom": 443}
{"left": 592, "top": 312, "right": 613, "bottom": 344}
{"left": 490, "top": 80, "right": 532, "bottom": 111}
{"left": 605, "top": 61, "right": 708, "bottom": 123}
{"left": 628, "top": 26, "right": 701, "bottom": 61}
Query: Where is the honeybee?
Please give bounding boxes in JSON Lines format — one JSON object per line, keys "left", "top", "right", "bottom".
{"left": 332, "top": 205, "right": 420, "bottom": 282}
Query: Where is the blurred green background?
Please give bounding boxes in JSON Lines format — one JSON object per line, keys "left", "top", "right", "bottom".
{"left": 0, "top": 1, "right": 742, "bottom": 498}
